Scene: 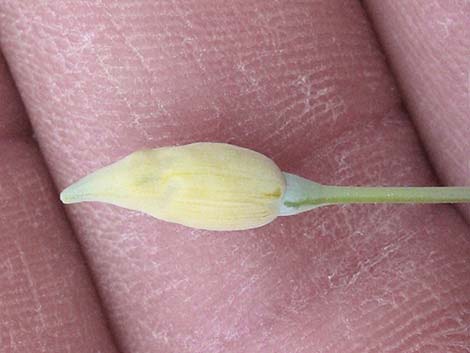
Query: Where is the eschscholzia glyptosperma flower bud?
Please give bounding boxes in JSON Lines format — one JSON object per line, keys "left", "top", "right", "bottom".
{"left": 61, "top": 143, "right": 286, "bottom": 231}
{"left": 61, "top": 142, "right": 470, "bottom": 231}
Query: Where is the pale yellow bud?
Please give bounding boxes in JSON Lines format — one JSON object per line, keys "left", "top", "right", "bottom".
{"left": 60, "top": 143, "right": 286, "bottom": 231}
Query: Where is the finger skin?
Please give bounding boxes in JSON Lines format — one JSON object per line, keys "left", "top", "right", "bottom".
{"left": 363, "top": 0, "right": 470, "bottom": 222}
{"left": 0, "top": 55, "right": 119, "bottom": 352}
{"left": 1, "top": 1, "right": 469, "bottom": 353}
{"left": 0, "top": 52, "right": 29, "bottom": 136}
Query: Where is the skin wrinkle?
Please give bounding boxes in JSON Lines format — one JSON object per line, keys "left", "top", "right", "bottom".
{"left": 356, "top": 266, "right": 466, "bottom": 348}
{"left": 0, "top": 34, "right": 119, "bottom": 353}
{"left": 1, "top": 0, "right": 470, "bottom": 352}
{"left": 363, "top": 0, "right": 470, "bottom": 224}
{"left": 0, "top": 141, "right": 120, "bottom": 353}
{"left": 320, "top": 208, "right": 466, "bottom": 350}
{"left": 369, "top": 292, "right": 467, "bottom": 352}
{"left": 0, "top": 52, "right": 30, "bottom": 137}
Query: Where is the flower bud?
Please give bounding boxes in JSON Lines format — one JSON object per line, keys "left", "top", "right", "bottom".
{"left": 60, "top": 143, "right": 286, "bottom": 231}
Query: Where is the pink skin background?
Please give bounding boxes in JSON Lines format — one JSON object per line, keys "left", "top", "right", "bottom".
{"left": 0, "top": 1, "right": 469, "bottom": 352}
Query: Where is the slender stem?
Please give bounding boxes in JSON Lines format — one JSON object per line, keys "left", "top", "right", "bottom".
{"left": 279, "top": 173, "right": 470, "bottom": 216}
{"left": 309, "top": 185, "right": 470, "bottom": 206}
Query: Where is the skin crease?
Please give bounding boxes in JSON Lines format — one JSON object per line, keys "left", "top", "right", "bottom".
{"left": 363, "top": 0, "right": 470, "bottom": 224}
{"left": 0, "top": 54, "right": 118, "bottom": 352}
{"left": 0, "top": 1, "right": 469, "bottom": 353}
{"left": 0, "top": 52, "right": 29, "bottom": 136}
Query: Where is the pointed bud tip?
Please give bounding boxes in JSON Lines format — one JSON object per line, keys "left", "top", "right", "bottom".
{"left": 59, "top": 177, "right": 93, "bottom": 204}
{"left": 60, "top": 185, "right": 78, "bottom": 204}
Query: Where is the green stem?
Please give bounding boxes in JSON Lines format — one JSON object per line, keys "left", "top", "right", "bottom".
{"left": 279, "top": 173, "right": 470, "bottom": 216}
{"left": 287, "top": 185, "right": 470, "bottom": 207}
